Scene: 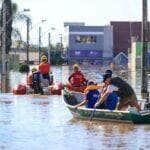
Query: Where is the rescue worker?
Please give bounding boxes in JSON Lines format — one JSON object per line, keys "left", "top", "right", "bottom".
{"left": 39, "top": 55, "right": 51, "bottom": 85}
{"left": 68, "top": 64, "right": 87, "bottom": 87}
{"left": 27, "top": 67, "right": 43, "bottom": 95}
{"left": 27, "top": 67, "right": 37, "bottom": 88}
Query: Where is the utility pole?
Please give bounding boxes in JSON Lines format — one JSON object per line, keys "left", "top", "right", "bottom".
{"left": 26, "top": 18, "right": 30, "bottom": 65}
{"left": 1, "top": 0, "right": 12, "bottom": 93}
{"left": 141, "top": 0, "right": 148, "bottom": 99}
{"left": 39, "top": 27, "right": 41, "bottom": 64}
{"left": 48, "top": 33, "right": 51, "bottom": 64}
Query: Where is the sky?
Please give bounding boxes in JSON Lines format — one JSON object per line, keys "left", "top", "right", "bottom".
{"left": 12, "top": 0, "right": 150, "bottom": 46}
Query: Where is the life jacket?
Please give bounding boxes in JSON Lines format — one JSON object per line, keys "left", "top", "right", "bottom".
{"left": 39, "top": 62, "right": 50, "bottom": 75}
{"left": 84, "top": 85, "right": 102, "bottom": 93}
{"left": 104, "top": 92, "right": 118, "bottom": 110}
{"left": 27, "top": 74, "right": 33, "bottom": 86}
{"left": 69, "top": 71, "right": 86, "bottom": 87}
{"left": 86, "top": 90, "right": 100, "bottom": 108}
{"left": 32, "top": 72, "right": 41, "bottom": 85}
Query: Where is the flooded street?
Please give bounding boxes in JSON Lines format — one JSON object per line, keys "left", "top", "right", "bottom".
{"left": 0, "top": 66, "right": 150, "bottom": 150}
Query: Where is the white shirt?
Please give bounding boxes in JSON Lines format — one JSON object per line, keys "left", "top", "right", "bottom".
{"left": 106, "top": 85, "right": 118, "bottom": 93}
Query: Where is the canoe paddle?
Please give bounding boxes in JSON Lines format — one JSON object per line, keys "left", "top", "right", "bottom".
{"left": 89, "top": 109, "right": 96, "bottom": 122}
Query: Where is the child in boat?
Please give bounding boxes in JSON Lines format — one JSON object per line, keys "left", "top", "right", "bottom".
{"left": 75, "top": 81, "right": 100, "bottom": 109}
{"left": 39, "top": 55, "right": 51, "bottom": 85}
{"left": 68, "top": 64, "right": 87, "bottom": 87}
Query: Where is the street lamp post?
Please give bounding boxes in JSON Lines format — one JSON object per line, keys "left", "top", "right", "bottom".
{"left": 48, "top": 32, "right": 51, "bottom": 64}
{"left": 38, "top": 26, "right": 42, "bottom": 64}
{"left": 47, "top": 27, "right": 55, "bottom": 64}
{"left": 38, "top": 19, "right": 47, "bottom": 64}
{"left": 26, "top": 17, "right": 30, "bottom": 65}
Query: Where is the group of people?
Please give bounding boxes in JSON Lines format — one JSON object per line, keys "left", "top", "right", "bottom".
{"left": 68, "top": 64, "right": 141, "bottom": 112}
{"left": 27, "top": 55, "right": 52, "bottom": 94}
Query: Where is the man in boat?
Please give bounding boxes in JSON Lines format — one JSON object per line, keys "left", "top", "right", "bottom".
{"left": 75, "top": 81, "right": 100, "bottom": 109}
{"left": 67, "top": 64, "right": 87, "bottom": 92}
{"left": 95, "top": 74, "right": 141, "bottom": 111}
{"left": 27, "top": 67, "right": 44, "bottom": 95}
{"left": 94, "top": 73, "right": 119, "bottom": 110}
{"left": 39, "top": 55, "right": 51, "bottom": 85}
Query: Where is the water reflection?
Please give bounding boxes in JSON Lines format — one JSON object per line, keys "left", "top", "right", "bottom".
{"left": 0, "top": 66, "right": 149, "bottom": 150}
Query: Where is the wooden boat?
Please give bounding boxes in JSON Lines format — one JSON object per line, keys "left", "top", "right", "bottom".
{"left": 63, "top": 89, "right": 150, "bottom": 124}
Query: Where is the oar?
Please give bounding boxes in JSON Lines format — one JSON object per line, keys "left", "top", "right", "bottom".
{"left": 89, "top": 109, "right": 96, "bottom": 122}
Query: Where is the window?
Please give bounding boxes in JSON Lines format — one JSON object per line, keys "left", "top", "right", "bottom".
{"left": 75, "top": 35, "right": 97, "bottom": 44}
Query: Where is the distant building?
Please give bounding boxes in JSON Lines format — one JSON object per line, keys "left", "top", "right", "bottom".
{"left": 110, "top": 21, "right": 150, "bottom": 56}
{"left": 128, "top": 42, "right": 150, "bottom": 71}
{"left": 64, "top": 22, "right": 85, "bottom": 27}
{"left": 64, "top": 25, "right": 113, "bottom": 64}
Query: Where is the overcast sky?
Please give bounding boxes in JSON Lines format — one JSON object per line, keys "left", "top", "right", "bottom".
{"left": 13, "top": 0, "right": 150, "bottom": 45}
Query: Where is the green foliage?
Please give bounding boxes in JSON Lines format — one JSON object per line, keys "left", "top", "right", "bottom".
{"left": 19, "top": 63, "right": 30, "bottom": 73}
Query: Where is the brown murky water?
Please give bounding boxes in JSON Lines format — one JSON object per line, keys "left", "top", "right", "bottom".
{"left": 0, "top": 65, "right": 149, "bottom": 150}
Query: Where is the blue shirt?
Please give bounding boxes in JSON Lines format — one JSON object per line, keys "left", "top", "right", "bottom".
{"left": 86, "top": 90, "right": 100, "bottom": 108}
{"left": 105, "top": 92, "right": 118, "bottom": 110}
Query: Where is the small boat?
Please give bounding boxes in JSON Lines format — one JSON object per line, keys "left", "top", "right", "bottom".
{"left": 63, "top": 89, "right": 150, "bottom": 124}
{"left": 13, "top": 83, "right": 63, "bottom": 95}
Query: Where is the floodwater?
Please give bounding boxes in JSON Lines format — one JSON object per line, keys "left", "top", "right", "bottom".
{"left": 0, "top": 65, "right": 150, "bottom": 150}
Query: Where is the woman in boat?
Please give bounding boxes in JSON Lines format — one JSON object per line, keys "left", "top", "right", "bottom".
{"left": 75, "top": 81, "right": 100, "bottom": 109}
{"left": 39, "top": 55, "right": 51, "bottom": 85}
{"left": 110, "top": 77, "right": 141, "bottom": 111}
{"left": 94, "top": 73, "right": 119, "bottom": 110}
{"left": 67, "top": 64, "right": 87, "bottom": 92}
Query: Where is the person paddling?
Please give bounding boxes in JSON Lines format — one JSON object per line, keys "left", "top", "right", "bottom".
{"left": 94, "top": 73, "right": 119, "bottom": 110}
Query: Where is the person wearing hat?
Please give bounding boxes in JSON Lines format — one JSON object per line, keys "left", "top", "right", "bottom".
{"left": 39, "top": 55, "right": 51, "bottom": 85}
{"left": 75, "top": 81, "right": 100, "bottom": 109}
{"left": 27, "top": 67, "right": 44, "bottom": 94}
{"left": 68, "top": 64, "right": 87, "bottom": 87}
{"left": 94, "top": 73, "right": 119, "bottom": 110}
{"left": 27, "top": 67, "right": 37, "bottom": 87}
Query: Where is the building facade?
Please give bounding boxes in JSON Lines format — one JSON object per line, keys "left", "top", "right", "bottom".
{"left": 128, "top": 42, "right": 150, "bottom": 72}
{"left": 64, "top": 25, "right": 113, "bottom": 64}
{"left": 110, "top": 21, "right": 150, "bottom": 56}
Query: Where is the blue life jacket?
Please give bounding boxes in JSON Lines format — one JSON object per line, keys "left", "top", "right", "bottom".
{"left": 104, "top": 92, "right": 118, "bottom": 110}
{"left": 86, "top": 90, "right": 100, "bottom": 108}
{"left": 32, "top": 72, "right": 41, "bottom": 84}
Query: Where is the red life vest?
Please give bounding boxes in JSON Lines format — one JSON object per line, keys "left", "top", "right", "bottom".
{"left": 39, "top": 62, "right": 50, "bottom": 74}
{"left": 69, "top": 71, "right": 86, "bottom": 87}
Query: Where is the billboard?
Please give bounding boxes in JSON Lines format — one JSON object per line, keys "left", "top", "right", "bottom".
{"left": 68, "top": 50, "right": 102, "bottom": 59}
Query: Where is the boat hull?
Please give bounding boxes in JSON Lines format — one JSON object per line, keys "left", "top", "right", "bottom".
{"left": 63, "top": 90, "right": 150, "bottom": 124}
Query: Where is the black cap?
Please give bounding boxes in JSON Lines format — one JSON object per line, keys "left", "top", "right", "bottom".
{"left": 105, "top": 70, "right": 113, "bottom": 76}
{"left": 103, "top": 73, "right": 112, "bottom": 82}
